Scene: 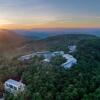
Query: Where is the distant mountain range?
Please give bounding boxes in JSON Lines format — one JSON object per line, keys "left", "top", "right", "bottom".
{"left": 15, "top": 30, "right": 49, "bottom": 40}
{"left": 14, "top": 28, "right": 100, "bottom": 40}
{"left": 0, "top": 29, "right": 99, "bottom": 58}
{"left": 0, "top": 29, "right": 99, "bottom": 51}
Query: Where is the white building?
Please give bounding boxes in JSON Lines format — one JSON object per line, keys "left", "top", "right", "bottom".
{"left": 62, "top": 54, "right": 73, "bottom": 59}
{"left": 68, "top": 45, "right": 77, "bottom": 53}
{"left": 18, "top": 54, "right": 34, "bottom": 61}
{"left": 62, "top": 58, "right": 77, "bottom": 68}
{"left": 52, "top": 51, "right": 64, "bottom": 56}
{"left": 42, "top": 51, "right": 64, "bottom": 63}
{"left": 18, "top": 51, "right": 64, "bottom": 62}
{"left": 18, "top": 51, "right": 52, "bottom": 61}
{"left": 17, "top": 50, "right": 77, "bottom": 69}
{"left": 42, "top": 58, "right": 50, "bottom": 63}
{"left": 62, "top": 54, "right": 77, "bottom": 69}
{"left": 4, "top": 79, "right": 25, "bottom": 94}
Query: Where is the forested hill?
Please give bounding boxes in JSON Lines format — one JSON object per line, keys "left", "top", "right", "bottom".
{"left": 0, "top": 29, "right": 26, "bottom": 54}
{"left": 5, "top": 35, "right": 100, "bottom": 100}
{"left": 44, "top": 34, "right": 97, "bottom": 47}
{"left": 44, "top": 34, "right": 96, "bottom": 41}
{"left": 0, "top": 29, "right": 32, "bottom": 59}
{"left": 29, "top": 34, "right": 97, "bottom": 52}
{"left": 0, "top": 30, "right": 97, "bottom": 57}
{"left": 0, "top": 33, "right": 100, "bottom": 100}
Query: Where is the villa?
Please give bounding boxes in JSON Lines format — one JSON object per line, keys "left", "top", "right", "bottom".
{"left": 61, "top": 57, "right": 77, "bottom": 68}
{"left": 68, "top": 45, "right": 77, "bottom": 53}
{"left": 4, "top": 79, "right": 25, "bottom": 95}
{"left": 61, "top": 54, "right": 77, "bottom": 68}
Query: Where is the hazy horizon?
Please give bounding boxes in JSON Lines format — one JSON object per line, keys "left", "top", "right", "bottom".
{"left": 0, "top": 0, "right": 100, "bottom": 29}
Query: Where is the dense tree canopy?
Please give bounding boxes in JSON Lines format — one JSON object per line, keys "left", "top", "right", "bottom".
{"left": 4, "top": 37, "right": 100, "bottom": 100}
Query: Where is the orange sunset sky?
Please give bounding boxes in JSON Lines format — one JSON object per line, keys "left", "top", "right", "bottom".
{"left": 0, "top": 0, "right": 100, "bottom": 29}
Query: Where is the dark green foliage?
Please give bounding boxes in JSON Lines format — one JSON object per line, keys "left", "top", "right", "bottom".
{"left": 22, "top": 62, "right": 57, "bottom": 100}
{"left": 5, "top": 92, "right": 25, "bottom": 100}
{"left": 45, "top": 34, "right": 97, "bottom": 52}
{"left": 4, "top": 36, "right": 100, "bottom": 100}
{"left": 51, "top": 55, "right": 66, "bottom": 66}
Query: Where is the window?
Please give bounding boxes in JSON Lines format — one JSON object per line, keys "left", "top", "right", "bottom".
{"left": 13, "top": 86, "right": 17, "bottom": 90}
{"left": 9, "top": 84, "right": 13, "bottom": 89}
{"left": 6, "top": 83, "right": 9, "bottom": 87}
{"left": 18, "top": 86, "right": 21, "bottom": 90}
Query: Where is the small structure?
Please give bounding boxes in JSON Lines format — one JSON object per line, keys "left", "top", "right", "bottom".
{"left": 18, "top": 54, "right": 34, "bottom": 61}
{"left": 18, "top": 51, "right": 52, "bottom": 62}
{"left": 62, "top": 54, "right": 73, "bottom": 59}
{"left": 62, "top": 54, "right": 77, "bottom": 69}
{"left": 36, "top": 51, "right": 52, "bottom": 59}
{"left": 4, "top": 79, "right": 25, "bottom": 94}
{"left": 52, "top": 51, "right": 64, "bottom": 56}
{"left": 36, "top": 51, "right": 51, "bottom": 56}
{"left": 42, "top": 58, "right": 50, "bottom": 63}
{"left": 61, "top": 58, "right": 77, "bottom": 68}
{"left": 68, "top": 45, "right": 77, "bottom": 53}
{"left": 42, "top": 51, "right": 64, "bottom": 63}
{"left": 18, "top": 51, "right": 64, "bottom": 62}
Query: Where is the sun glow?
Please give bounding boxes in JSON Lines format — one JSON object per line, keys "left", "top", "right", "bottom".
{"left": 0, "top": 19, "right": 12, "bottom": 26}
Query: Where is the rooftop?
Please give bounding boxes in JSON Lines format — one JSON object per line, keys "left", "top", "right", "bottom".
{"left": 5, "top": 79, "right": 24, "bottom": 87}
{"left": 62, "top": 54, "right": 73, "bottom": 59}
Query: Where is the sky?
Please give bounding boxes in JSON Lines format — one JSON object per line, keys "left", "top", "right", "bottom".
{"left": 0, "top": 0, "right": 100, "bottom": 29}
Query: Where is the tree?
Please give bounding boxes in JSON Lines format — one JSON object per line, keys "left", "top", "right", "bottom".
{"left": 51, "top": 55, "right": 66, "bottom": 66}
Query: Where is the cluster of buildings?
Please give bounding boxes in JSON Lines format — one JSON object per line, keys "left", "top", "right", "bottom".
{"left": 18, "top": 48, "right": 77, "bottom": 69}
{"left": 18, "top": 51, "right": 64, "bottom": 62}
{"left": 4, "top": 45, "right": 77, "bottom": 96}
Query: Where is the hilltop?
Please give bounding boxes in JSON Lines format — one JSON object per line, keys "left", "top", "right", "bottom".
{"left": 0, "top": 29, "right": 28, "bottom": 58}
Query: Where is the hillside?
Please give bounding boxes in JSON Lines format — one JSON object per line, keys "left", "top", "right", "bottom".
{"left": 0, "top": 32, "right": 99, "bottom": 99}
{"left": 28, "top": 34, "right": 97, "bottom": 52}
{"left": 0, "top": 29, "right": 23, "bottom": 43}
{"left": 0, "top": 31, "right": 97, "bottom": 58}
{"left": 4, "top": 36, "right": 100, "bottom": 100}
{"left": 0, "top": 29, "right": 28, "bottom": 58}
